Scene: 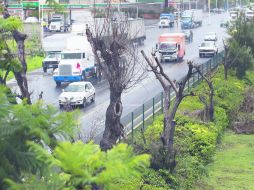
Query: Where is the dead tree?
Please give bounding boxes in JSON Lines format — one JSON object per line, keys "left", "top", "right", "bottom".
{"left": 86, "top": 8, "right": 144, "bottom": 150}
{"left": 2, "top": 3, "right": 32, "bottom": 104}
{"left": 141, "top": 50, "right": 194, "bottom": 171}
{"left": 194, "top": 65, "right": 215, "bottom": 122}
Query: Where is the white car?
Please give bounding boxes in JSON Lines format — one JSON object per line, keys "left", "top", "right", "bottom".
{"left": 58, "top": 82, "right": 95, "bottom": 108}
{"left": 204, "top": 32, "right": 217, "bottom": 41}
{"left": 199, "top": 41, "right": 218, "bottom": 58}
{"left": 24, "top": 17, "right": 39, "bottom": 23}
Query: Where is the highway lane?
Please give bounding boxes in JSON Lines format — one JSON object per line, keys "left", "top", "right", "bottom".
{"left": 7, "top": 12, "right": 229, "bottom": 139}
{"left": 79, "top": 13, "right": 230, "bottom": 138}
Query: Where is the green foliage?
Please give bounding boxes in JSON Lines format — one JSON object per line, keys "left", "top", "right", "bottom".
{"left": 163, "top": 6, "right": 176, "bottom": 13}
{"left": 6, "top": 142, "right": 150, "bottom": 190}
{"left": 135, "top": 66, "right": 254, "bottom": 189}
{"left": 0, "top": 88, "right": 78, "bottom": 188}
{"left": 0, "top": 17, "right": 22, "bottom": 31}
{"left": 228, "top": 39, "right": 253, "bottom": 79}
{"left": 141, "top": 169, "right": 173, "bottom": 190}
{"left": 213, "top": 68, "right": 245, "bottom": 113}
{"left": 144, "top": 115, "right": 163, "bottom": 147}
{"left": 0, "top": 16, "right": 24, "bottom": 83}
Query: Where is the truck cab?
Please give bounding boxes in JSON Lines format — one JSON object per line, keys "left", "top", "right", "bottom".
{"left": 49, "top": 14, "right": 70, "bottom": 32}
{"left": 42, "top": 51, "right": 61, "bottom": 73}
{"left": 53, "top": 49, "right": 95, "bottom": 86}
{"left": 158, "top": 13, "right": 175, "bottom": 28}
{"left": 181, "top": 15, "right": 194, "bottom": 29}
{"left": 158, "top": 33, "right": 185, "bottom": 62}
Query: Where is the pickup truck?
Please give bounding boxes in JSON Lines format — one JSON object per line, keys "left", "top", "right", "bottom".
{"left": 42, "top": 52, "right": 61, "bottom": 72}
{"left": 199, "top": 41, "right": 218, "bottom": 58}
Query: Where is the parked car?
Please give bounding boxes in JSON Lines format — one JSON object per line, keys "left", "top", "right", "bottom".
{"left": 24, "top": 17, "right": 39, "bottom": 23}
{"left": 204, "top": 32, "right": 217, "bottom": 41}
{"left": 58, "top": 82, "right": 95, "bottom": 108}
{"left": 199, "top": 41, "right": 218, "bottom": 58}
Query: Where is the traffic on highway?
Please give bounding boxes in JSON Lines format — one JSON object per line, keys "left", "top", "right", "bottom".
{"left": 8, "top": 9, "right": 231, "bottom": 138}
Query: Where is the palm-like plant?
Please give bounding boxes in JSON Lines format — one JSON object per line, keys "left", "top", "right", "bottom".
{"left": 0, "top": 87, "right": 78, "bottom": 188}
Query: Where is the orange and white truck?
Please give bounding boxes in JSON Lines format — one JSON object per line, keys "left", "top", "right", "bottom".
{"left": 157, "top": 33, "right": 185, "bottom": 62}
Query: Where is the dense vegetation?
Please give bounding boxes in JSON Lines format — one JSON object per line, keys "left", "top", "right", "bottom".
{"left": 1, "top": 3, "right": 254, "bottom": 190}
{"left": 129, "top": 67, "right": 254, "bottom": 189}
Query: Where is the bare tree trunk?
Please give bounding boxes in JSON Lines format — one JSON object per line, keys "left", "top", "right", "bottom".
{"left": 224, "top": 65, "right": 228, "bottom": 80}
{"left": 100, "top": 87, "right": 123, "bottom": 150}
{"left": 13, "top": 32, "right": 31, "bottom": 104}
{"left": 3, "top": 6, "right": 31, "bottom": 104}
{"left": 164, "top": 97, "right": 181, "bottom": 170}
{"left": 162, "top": 87, "right": 171, "bottom": 141}
{"left": 194, "top": 65, "right": 215, "bottom": 122}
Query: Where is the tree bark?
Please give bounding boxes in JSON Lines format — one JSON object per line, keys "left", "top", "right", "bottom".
{"left": 100, "top": 86, "right": 123, "bottom": 151}
{"left": 13, "top": 31, "right": 31, "bottom": 104}
{"left": 3, "top": 6, "right": 32, "bottom": 104}
{"left": 162, "top": 86, "right": 170, "bottom": 141}
{"left": 224, "top": 64, "right": 228, "bottom": 80}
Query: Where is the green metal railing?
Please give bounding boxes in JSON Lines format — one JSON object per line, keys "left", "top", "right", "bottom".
{"left": 120, "top": 51, "right": 224, "bottom": 143}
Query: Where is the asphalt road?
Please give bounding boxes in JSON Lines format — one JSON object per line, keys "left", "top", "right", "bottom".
{"left": 7, "top": 12, "right": 230, "bottom": 140}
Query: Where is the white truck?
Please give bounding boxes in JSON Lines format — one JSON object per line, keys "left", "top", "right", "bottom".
{"left": 53, "top": 36, "right": 96, "bottom": 86}
{"left": 49, "top": 13, "right": 71, "bottom": 32}
{"left": 128, "top": 18, "right": 146, "bottom": 45}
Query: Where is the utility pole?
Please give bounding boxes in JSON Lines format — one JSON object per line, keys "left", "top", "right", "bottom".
{"left": 196, "top": 0, "right": 198, "bottom": 9}
{"left": 216, "top": 0, "right": 218, "bottom": 9}
{"left": 208, "top": 0, "right": 211, "bottom": 25}
{"left": 189, "top": 0, "right": 191, "bottom": 9}
{"left": 38, "top": 0, "right": 41, "bottom": 22}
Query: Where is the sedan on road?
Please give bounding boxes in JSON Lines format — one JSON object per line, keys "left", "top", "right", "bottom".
{"left": 199, "top": 41, "right": 218, "bottom": 58}
{"left": 58, "top": 81, "right": 95, "bottom": 108}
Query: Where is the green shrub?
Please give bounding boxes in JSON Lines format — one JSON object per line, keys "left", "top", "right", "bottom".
{"left": 175, "top": 155, "right": 207, "bottom": 190}
{"left": 141, "top": 169, "right": 173, "bottom": 190}
{"left": 144, "top": 115, "right": 163, "bottom": 147}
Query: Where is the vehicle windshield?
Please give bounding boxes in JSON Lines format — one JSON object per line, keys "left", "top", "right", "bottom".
{"left": 65, "top": 85, "right": 85, "bottom": 92}
{"left": 181, "top": 17, "right": 191, "bottom": 22}
{"left": 160, "top": 17, "right": 169, "bottom": 20}
{"left": 47, "top": 54, "right": 56, "bottom": 58}
{"left": 61, "top": 53, "right": 82, "bottom": 59}
{"left": 201, "top": 42, "right": 214, "bottom": 47}
{"left": 51, "top": 19, "right": 62, "bottom": 22}
{"left": 159, "top": 43, "right": 176, "bottom": 51}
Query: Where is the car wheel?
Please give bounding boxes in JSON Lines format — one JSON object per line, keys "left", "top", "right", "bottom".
{"left": 43, "top": 67, "right": 47, "bottom": 73}
{"left": 91, "top": 94, "right": 95, "bottom": 103}
{"left": 59, "top": 104, "right": 63, "bottom": 109}
{"left": 199, "top": 53, "right": 202, "bottom": 58}
{"left": 82, "top": 98, "right": 86, "bottom": 108}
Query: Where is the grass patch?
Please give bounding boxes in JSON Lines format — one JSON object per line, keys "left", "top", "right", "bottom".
{"left": 5, "top": 56, "right": 44, "bottom": 81}
{"left": 195, "top": 130, "right": 254, "bottom": 190}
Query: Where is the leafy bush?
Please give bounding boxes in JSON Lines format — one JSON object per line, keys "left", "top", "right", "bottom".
{"left": 6, "top": 142, "right": 150, "bottom": 190}
{"left": 137, "top": 66, "right": 252, "bottom": 189}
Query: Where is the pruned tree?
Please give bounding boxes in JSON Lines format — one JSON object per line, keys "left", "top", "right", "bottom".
{"left": 2, "top": 2, "right": 32, "bottom": 104}
{"left": 86, "top": 6, "right": 145, "bottom": 150}
{"left": 193, "top": 64, "right": 215, "bottom": 122}
{"left": 141, "top": 50, "right": 194, "bottom": 171}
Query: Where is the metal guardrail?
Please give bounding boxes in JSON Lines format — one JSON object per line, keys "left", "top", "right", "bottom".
{"left": 120, "top": 51, "right": 224, "bottom": 142}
